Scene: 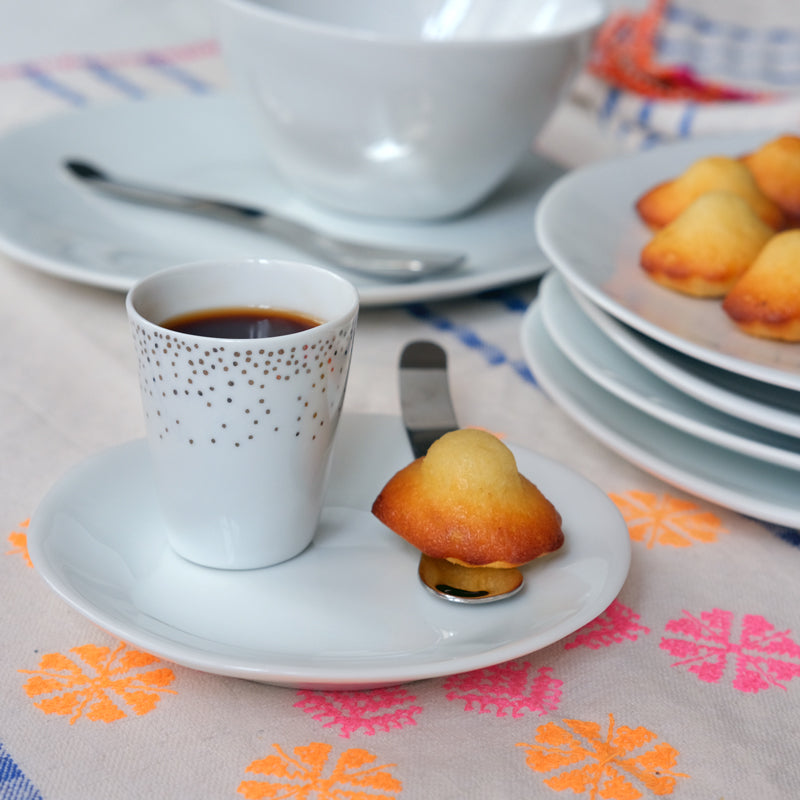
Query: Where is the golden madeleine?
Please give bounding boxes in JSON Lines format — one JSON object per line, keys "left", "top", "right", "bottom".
{"left": 640, "top": 191, "right": 774, "bottom": 297}
{"left": 723, "top": 229, "right": 800, "bottom": 341}
{"left": 742, "top": 134, "right": 800, "bottom": 224}
{"left": 636, "top": 155, "right": 785, "bottom": 230}
{"left": 371, "top": 428, "right": 563, "bottom": 568}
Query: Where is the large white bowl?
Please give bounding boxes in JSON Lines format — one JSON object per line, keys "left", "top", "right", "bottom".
{"left": 215, "top": 0, "right": 606, "bottom": 220}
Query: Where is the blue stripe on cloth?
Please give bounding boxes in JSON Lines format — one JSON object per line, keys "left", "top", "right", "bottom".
{"left": 85, "top": 58, "right": 146, "bottom": 98}
{"left": 21, "top": 64, "right": 86, "bottom": 106}
{"left": 510, "top": 359, "right": 537, "bottom": 384}
{"left": 751, "top": 520, "right": 800, "bottom": 548}
{"left": 657, "top": 38, "right": 800, "bottom": 88}
{"left": 599, "top": 86, "right": 621, "bottom": 121}
{"left": 143, "top": 54, "right": 213, "bottom": 93}
{"left": 641, "top": 129, "right": 666, "bottom": 149}
{"left": 475, "top": 287, "right": 532, "bottom": 313}
{"left": 659, "top": 2, "right": 800, "bottom": 89}
{"left": 666, "top": 4, "right": 741, "bottom": 38}
{"left": 404, "top": 303, "right": 538, "bottom": 385}
{"left": 678, "top": 103, "right": 696, "bottom": 137}
{"left": 767, "top": 27, "right": 800, "bottom": 45}
{"left": 638, "top": 100, "right": 653, "bottom": 128}
{"left": 667, "top": 2, "right": 800, "bottom": 45}
{"left": 0, "top": 742, "right": 42, "bottom": 800}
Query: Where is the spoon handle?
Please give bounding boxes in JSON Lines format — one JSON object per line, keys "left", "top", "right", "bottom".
{"left": 399, "top": 340, "right": 459, "bottom": 459}
{"left": 63, "top": 160, "right": 465, "bottom": 281}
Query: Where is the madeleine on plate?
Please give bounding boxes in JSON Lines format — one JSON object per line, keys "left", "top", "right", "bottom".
{"left": 636, "top": 155, "right": 785, "bottom": 231}
{"left": 742, "top": 134, "right": 800, "bottom": 225}
{"left": 640, "top": 191, "right": 774, "bottom": 297}
{"left": 371, "top": 428, "right": 563, "bottom": 569}
{"left": 723, "top": 229, "right": 800, "bottom": 341}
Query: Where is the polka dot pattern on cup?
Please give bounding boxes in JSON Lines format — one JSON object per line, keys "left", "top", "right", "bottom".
{"left": 131, "top": 322, "right": 354, "bottom": 448}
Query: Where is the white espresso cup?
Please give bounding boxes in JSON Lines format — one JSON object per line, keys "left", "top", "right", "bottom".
{"left": 126, "top": 259, "right": 359, "bottom": 569}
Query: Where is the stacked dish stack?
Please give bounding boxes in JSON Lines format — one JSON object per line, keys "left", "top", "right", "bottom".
{"left": 523, "top": 133, "right": 800, "bottom": 528}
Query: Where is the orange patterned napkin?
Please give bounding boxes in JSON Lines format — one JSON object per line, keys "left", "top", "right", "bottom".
{"left": 542, "top": 0, "right": 800, "bottom": 161}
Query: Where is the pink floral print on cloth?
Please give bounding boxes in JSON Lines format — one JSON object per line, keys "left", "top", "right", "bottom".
{"left": 294, "top": 688, "right": 422, "bottom": 738}
{"left": 661, "top": 608, "right": 800, "bottom": 693}
{"left": 564, "top": 600, "right": 651, "bottom": 650}
{"left": 444, "top": 662, "right": 562, "bottom": 718}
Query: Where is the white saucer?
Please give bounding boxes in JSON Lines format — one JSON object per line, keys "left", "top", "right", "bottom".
{"left": 521, "top": 301, "right": 800, "bottom": 528}
{"left": 534, "top": 131, "right": 800, "bottom": 390}
{"left": 0, "top": 93, "right": 562, "bottom": 306}
{"left": 539, "top": 272, "right": 800, "bottom": 470}
{"left": 27, "top": 413, "right": 630, "bottom": 689}
{"left": 569, "top": 284, "right": 800, "bottom": 439}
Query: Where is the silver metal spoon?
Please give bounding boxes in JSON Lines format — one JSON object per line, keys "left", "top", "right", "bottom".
{"left": 63, "top": 159, "right": 466, "bottom": 281}
{"left": 399, "top": 340, "right": 524, "bottom": 604}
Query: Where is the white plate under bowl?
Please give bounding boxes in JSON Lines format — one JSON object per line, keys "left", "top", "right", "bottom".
{"left": 568, "top": 283, "right": 800, "bottom": 439}
{"left": 538, "top": 272, "right": 800, "bottom": 470}
{"left": 0, "top": 93, "right": 562, "bottom": 306}
{"left": 27, "top": 413, "right": 630, "bottom": 690}
{"left": 534, "top": 131, "right": 800, "bottom": 390}
{"left": 521, "top": 301, "right": 800, "bottom": 528}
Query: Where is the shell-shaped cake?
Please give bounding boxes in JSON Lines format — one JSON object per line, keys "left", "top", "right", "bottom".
{"left": 371, "top": 428, "right": 563, "bottom": 568}
{"left": 723, "top": 229, "right": 800, "bottom": 341}
{"left": 640, "top": 191, "right": 774, "bottom": 297}
{"left": 742, "top": 134, "right": 800, "bottom": 224}
{"left": 636, "top": 155, "right": 785, "bottom": 231}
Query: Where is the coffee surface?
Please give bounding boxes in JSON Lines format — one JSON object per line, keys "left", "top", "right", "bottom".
{"left": 160, "top": 306, "right": 321, "bottom": 339}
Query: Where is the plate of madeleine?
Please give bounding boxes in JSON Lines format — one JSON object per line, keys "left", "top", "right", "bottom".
{"left": 535, "top": 131, "right": 800, "bottom": 390}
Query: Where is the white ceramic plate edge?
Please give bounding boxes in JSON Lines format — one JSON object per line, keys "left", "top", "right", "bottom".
{"left": 0, "top": 93, "right": 557, "bottom": 306}
{"left": 566, "top": 280, "right": 800, "bottom": 439}
{"left": 538, "top": 272, "right": 800, "bottom": 470}
{"left": 521, "top": 301, "right": 800, "bottom": 528}
{"left": 27, "top": 413, "right": 631, "bottom": 689}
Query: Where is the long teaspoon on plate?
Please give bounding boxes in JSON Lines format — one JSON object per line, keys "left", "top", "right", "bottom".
{"left": 399, "top": 340, "right": 524, "bottom": 603}
{"left": 63, "top": 159, "right": 466, "bottom": 281}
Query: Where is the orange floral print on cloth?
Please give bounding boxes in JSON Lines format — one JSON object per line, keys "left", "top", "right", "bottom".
{"left": 294, "top": 687, "right": 422, "bottom": 738}
{"left": 518, "top": 713, "right": 688, "bottom": 798}
{"left": 609, "top": 491, "right": 727, "bottom": 549}
{"left": 661, "top": 608, "right": 800, "bottom": 693}
{"left": 444, "top": 661, "right": 562, "bottom": 718}
{"left": 19, "top": 641, "right": 177, "bottom": 724}
{"left": 238, "top": 742, "right": 402, "bottom": 799}
{"left": 564, "top": 600, "right": 651, "bottom": 650}
{"left": 6, "top": 519, "right": 31, "bottom": 567}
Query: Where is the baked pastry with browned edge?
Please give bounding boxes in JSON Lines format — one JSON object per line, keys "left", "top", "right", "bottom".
{"left": 636, "top": 155, "right": 785, "bottom": 231}
{"left": 742, "top": 134, "right": 800, "bottom": 225}
{"left": 371, "top": 428, "right": 563, "bottom": 568}
{"left": 640, "top": 191, "right": 774, "bottom": 297}
{"left": 722, "top": 229, "right": 800, "bottom": 341}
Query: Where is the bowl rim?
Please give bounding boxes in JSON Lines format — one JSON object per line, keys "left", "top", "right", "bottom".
{"left": 216, "top": 0, "right": 609, "bottom": 47}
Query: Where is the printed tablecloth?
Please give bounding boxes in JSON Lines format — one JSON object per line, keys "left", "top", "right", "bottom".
{"left": 2, "top": 2, "right": 800, "bottom": 798}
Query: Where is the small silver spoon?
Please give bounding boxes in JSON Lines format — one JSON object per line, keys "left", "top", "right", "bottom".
{"left": 63, "top": 159, "right": 466, "bottom": 281}
{"left": 418, "top": 553, "right": 524, "bottom": 604}
{"left": 399, "top": 341, "right": 524, "bottom": 604}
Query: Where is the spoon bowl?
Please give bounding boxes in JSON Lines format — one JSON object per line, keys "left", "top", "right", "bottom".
{"left": 418, "top": 554, "right": 524, "bottom": 604}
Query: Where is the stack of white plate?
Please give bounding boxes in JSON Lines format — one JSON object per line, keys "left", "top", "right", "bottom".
{"left": 521, "top": 133, "right": 800, "bottom": 528}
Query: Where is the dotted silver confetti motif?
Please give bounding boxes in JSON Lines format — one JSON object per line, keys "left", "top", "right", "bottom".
{"left": 131, "top": 322, "right": 354, "bottom": 448}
